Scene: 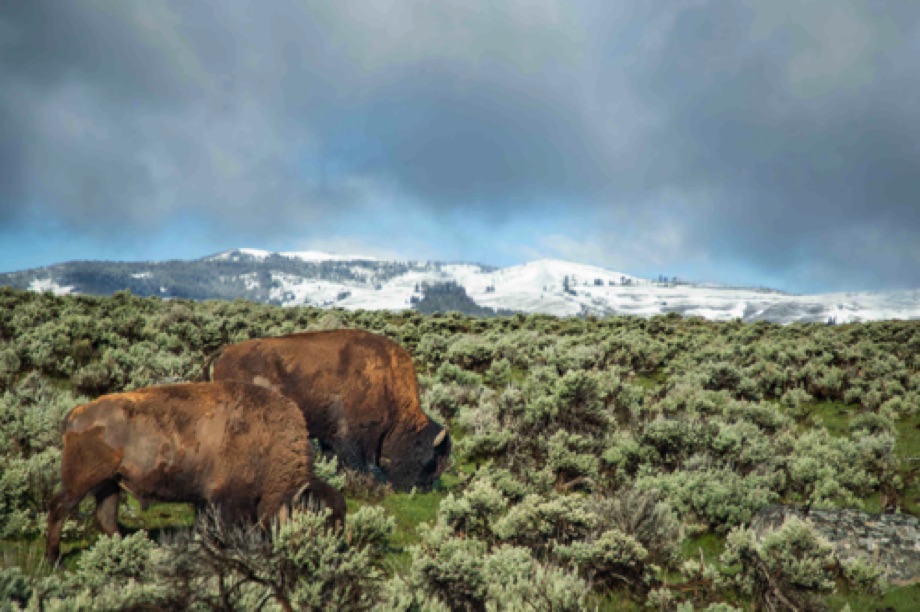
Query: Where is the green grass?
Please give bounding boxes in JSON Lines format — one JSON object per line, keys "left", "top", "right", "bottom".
{"left": 808, "top": 399, "right": 856, "bottom": 437}
{"left": 0, "top": 495, "right": 198, "bottom": 575}
{"left": 117, "top": 496, "right": 196, "bottom": 532}
{"left": 1, "top": 539, "right": 51, "bottom": 574}
{"left": 894, "top": 410, "right": 920, "bottom": 516}
{"left": 793, "top": 400, "right": 920, "bottom": 609}
{"left": 9, "top": 393, "right": 920, "bottom": 605}
{"left": 809, "top": 400, "right": 920, "bottom": 515}
{"left": 828, "top": 583, "right": 920, "bottom": 611}
{"left": 894, "top": 411, "right": 920, "bottom": 461}
{"left": 2, "top": 533, "right": 102, "bottom": 573}
{"left": 632, "top": 372, "right": 667, "bottom": 392}
{"left": 380, "top": 490, "right": 445, "bottom": 546}
{"left": 348, "top": 487, "right": 448, "bottom": 574}
{"left": 682, "top": 532, "right": 727, "bottom": 567}
{"left": 587, "top": 591, "right": 644, "bottom": 611}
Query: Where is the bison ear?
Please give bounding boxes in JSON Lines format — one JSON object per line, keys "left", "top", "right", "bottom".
{"left": 433, "top": 429, "right": 448, "bottom": 448}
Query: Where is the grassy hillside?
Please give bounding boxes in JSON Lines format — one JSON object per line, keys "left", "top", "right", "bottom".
{"left": 1, "top": 287, "right": 919, "bottom": 609}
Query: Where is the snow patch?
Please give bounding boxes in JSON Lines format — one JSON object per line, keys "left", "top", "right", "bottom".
{"left": 29, "top": 278, "right": 74, "bottom": 295}
{"left": 208, "top": 248, "right": 273, "bottom": 261}
{"left": 239, "top": 272, "right": 261, "bottom": 291}
{"left": 27, "top": 247, "right": 920, "bottom": 324}
{"left": 281, "top": 250, "right": 378, "bottom": 262}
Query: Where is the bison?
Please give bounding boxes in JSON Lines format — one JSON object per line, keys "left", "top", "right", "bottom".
{"left": 46, "top": 381, "right": 324, "bottom": 562}
{"left": 207, "top": 329, "right": 451, "bottom": 491}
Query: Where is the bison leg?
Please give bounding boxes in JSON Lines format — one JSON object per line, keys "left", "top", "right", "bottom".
{"left": 47, "top": 430, "right": 124, "bottom": 563}
{"left": 93, "top": 480, "right": 122, "bottom": 536}
{"left": 332, "top": 438, "right": 367, "bottom": 472}
{"left": 45, "top": 489, "right": 87, "bottom": 563}
{"left": 256, "top": 492, "right": 287, "bottom": 525}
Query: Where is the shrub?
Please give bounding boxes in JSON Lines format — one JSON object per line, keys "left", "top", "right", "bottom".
{"left": 0, "top": 346, "right": 20, "bottom": 390}
{"left": 161, "top": 507, "right": 387, "bottom": 611}
{"left": 554, "top": 527, "right": 651, "bottom": 592}
{"left": 591, "top": 488, "right": 682, "bottom": 570}
{"left": 32, "top": 531, "right": 166, "bottom": 610}
{"left": 312, "top": 445, "right": 346, "bottom": 490}
{"left": 445, "top": 334, "right": 494, "bottom": 372}
{"left": 400, "top": 525, "right": 588, "bottom": 611}
{"left": 274, "top": 510, "right": 384, "bottom": 610}
{"left": 0, "top": 567, "right": 32, "bottom": 610}
{"left": 545, "top": 429, "right": 600, "bottom": 486}
{"left": 714, "top": 517, "right": 880, "bottom": 610}
{"left": 70, "top": 363, "right": 111, "bottom": 395}
{"left": 439, "top": 477, "right": 508, "bottom": 539}
{"left": 435, "top": 361, "right": 483, "bottom": 387}
{"left": 491, "top": 494, "right": 596, "bottom": 551}
{"left": 454, "top": 399, "right": 514, "bottom": 466}
{"left": 782, "top": 429, "right": 877, "bottom": 511}
{"left": 483, "top": 545, "right": 588, "bottom": 611}
{"left": 636, "top": 469, "right": 777, "bottom": 532}
{"left": 343, "top": 467, "right": 394, "bottom": 502}
{"left": 346, "top": 506, "right": 396, "bottom": 563}
{"left": 410, "top": 523, "right": 488, "bottom": 609}
{"left": 0, "top": 376, "right": 81, "bottom": 538}
{"left": 484, "top": 357, "right": 512, "bottom": 387}
{"left": 780, "top": 388, "right": 813, "bottom": 421}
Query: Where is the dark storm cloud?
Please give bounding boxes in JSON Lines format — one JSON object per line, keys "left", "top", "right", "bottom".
{"left": 625, "top": 1, "right": 920, "bottom": 289}
{"left": 1, "top": 1, "right": 919, "bottom": 290}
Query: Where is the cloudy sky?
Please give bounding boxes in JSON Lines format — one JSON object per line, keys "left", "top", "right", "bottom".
{"left": 1, "top": 1, "right": 919, "bottom": 293}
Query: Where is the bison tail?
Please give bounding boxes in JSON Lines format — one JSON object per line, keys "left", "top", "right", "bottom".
{"left": 200, "top": 345, "right": 226, "bottom": 382}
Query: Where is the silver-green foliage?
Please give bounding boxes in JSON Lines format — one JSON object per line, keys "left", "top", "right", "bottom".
{"left": 0, "top": 374, "right": 84, "bottom": 538}
{"left": 312, "top": 444, "right": 347, "bottom": 490}
{"left": 395, "top": 523, "right": 589, "bottom": 611}
{"left": 716, "top": 517, "right": 883, "bottom": 610}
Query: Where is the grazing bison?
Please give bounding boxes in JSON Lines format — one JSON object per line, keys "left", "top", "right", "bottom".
{"left": 207, "top": 329, "right": 451, "bottom": 491}
{"left": 46, "top": 381, "right": 321, "bottom": 562}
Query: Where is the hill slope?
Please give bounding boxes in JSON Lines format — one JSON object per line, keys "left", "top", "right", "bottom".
{"left": 2, "top": 248, "right": 919, "bottom": 324}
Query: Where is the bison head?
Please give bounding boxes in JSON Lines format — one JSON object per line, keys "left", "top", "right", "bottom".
{"left": 382, "top": 421, "right": 451, "bottom": 491}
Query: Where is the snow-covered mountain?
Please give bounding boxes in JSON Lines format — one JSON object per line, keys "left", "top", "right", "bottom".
{"left": 3, "top": 248, "right": 919, "bottom": 324}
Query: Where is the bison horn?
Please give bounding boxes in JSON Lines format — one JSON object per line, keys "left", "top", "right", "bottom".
{"left": 433, "top": 429, "right": 448, "bottom": 448}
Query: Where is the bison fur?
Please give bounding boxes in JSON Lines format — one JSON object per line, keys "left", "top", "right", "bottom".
{"left": 46, "top": 382, "right": 317, "bottom": 562}
{"left": 208, "top": 329, "right": 451, "bottom": 491}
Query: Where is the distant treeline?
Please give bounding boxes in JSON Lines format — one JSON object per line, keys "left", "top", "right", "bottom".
{"left": 412, "top": 281, "right": 517, "bottom": 317}
{"left": 0, "top": 255, "right": 498, "bottom": 307}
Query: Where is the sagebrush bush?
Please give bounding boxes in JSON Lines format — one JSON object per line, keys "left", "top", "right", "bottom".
{"left": 715, "top": 517, "right": 884, "bottom": 610}
{"left": 491, "top": 492, "right": 597, "bottom": 551}
{"left": 312, "top": 444, "right": 346, "bottom": 490}
{"left": 410, "top": 523, "right": 489, "bottom": 609}
{"left": 554, "top": 527, "right": 650, "bottom": 592}
{"left": 0, "top": 374, "right": 83, "bottom": 538}
{"left": 401, "top": 524, "right": 589, "bottom": 612}
{"left": 636, "top": 469, "right": 777, "bottom": 532}
{"left": 1, "top": 288, "right": 918, "bottom": 608}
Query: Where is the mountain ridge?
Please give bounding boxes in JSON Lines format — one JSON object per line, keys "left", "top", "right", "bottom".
{"left": 2, "top": 248, "right": 919, "bottom": 324}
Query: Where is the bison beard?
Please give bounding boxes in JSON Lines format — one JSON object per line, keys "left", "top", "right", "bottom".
{"left": 208, "top": 329, "right": 451, "bottom": 491}
{"left": 45, "top": 382, "right": 328, "bottom": 563}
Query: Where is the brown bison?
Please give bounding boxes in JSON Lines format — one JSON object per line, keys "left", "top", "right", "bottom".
{"left": 46, "top": 381, "right": 321, "bottom": 562}
{"left": 207, "top": 329, "right": 451, "bottom": 491}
